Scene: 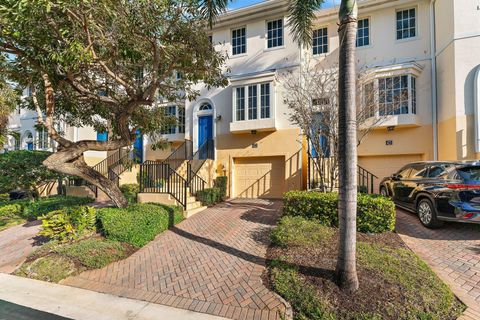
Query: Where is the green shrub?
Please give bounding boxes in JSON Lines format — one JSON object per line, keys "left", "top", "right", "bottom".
{"left": 23, "top": 196, "right": 93, "bottom": 219}
{"left": 39, "top": 206, "right": 96, "bottom": 242}
{"left": 271, "top": 216, "right": 335, "bottom": 247}
{"left": 282, "top": 191, "right": 396, "bottom": 233}
{"left": 97, "top": 203, "right": 183, "bottom": 247}
{"left": 196, "top": 187, "right": 222, "bottom": 206}
{"left": 214, "top": 176, "right": 228, "bottom": 199}
{"left": 120, "top": 183, "right": 139, "bottom": 204}
{"left": 55, "top": 238, "right": 127, "bottom": 269}
{"left": 0, "top": 203, "right": 24, "bottom": 218}
{"left": 0, "top": 193, "right": 9, "bottom": 201}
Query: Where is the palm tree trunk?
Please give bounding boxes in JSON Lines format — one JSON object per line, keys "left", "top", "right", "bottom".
{"left": 335, "top": 0, "right": 359, "bottom": 293}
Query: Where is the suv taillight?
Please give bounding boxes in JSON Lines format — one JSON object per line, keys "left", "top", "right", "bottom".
{"left": 446, "top": 184, "right": 480, "bottom": 189}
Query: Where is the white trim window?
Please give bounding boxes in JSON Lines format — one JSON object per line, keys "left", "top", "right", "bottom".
{"left": 36, "top": 127, "right": 50, "bottom": 150}
{"left": 232, "top": 27, "right": 246, "bottom": 55}
{"left": 356, "top": 18, "right": 370, "bottom": 47}
{"left": 313, "top": 27, "right": 328, "bottom": 55}
{"left": 161, "top": 105, "right": 185, "bottom": 134}
{"left": 396, "top": 8, "right": 416, "bottom": 40}
{"left": 234, "top": 82, "right": 272, "bottom": 121}
{"left": 364, "top": 74, "right": 417, "bottom": 117}
{"left": 267, "top": 19, "right": 283, "bottom": 48}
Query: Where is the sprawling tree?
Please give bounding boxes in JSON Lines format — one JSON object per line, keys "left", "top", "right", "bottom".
{"left": 0, "top": 66, "right": 17, "bottom": 148}
{"left": 0, "top": 0, "right": 227, "bottom": 207}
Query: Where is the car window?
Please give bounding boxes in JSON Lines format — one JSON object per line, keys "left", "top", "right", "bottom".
{"left": 457, "top": 166, "right": 480, "bottom": 181}
{"left": 427, "top": 165, "right": 451, "bottom": 178}
{"left": 396, "top": 166, "right": 412, "bottom": 178}
{"left": 409, "top": 164, "right": 428, "bottom": 179}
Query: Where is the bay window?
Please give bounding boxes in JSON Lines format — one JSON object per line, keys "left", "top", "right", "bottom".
{"left": 234, "top": 82, "right": 272, "bottom": 121}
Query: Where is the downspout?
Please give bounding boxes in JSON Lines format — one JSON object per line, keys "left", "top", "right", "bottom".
{"left": 474, "top": 66, "right": 480, "bottom": 153}
{"left": 430, "top": 0, "right": 438, "bottom": 160}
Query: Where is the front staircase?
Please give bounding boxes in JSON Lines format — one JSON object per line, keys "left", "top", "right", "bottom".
{"left": 138, "top": 139, "right": 214, "bottom": 217}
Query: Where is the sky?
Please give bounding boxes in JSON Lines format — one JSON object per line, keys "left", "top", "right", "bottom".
{"left": 228, "top": 0, "right": 341, "bottom": 10}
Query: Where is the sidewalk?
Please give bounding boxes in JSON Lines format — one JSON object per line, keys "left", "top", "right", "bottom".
{"left": 0, "top": 273, "right": 227, "bottom": 320}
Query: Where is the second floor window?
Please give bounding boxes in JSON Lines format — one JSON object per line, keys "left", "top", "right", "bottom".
{"left": 235, "top": 83, "right": 271, "bottom": 121}
{"left": 36, "top": 127, "right": 49, "bottom": 150}
{"left": 356, "top": 18, "right": 370, "bottom": 47}
{"left": 267, "top": 19, "right": 283, "bottom": 48}
{"left": 364, "top": 74, "right": 417, "bottom": 118}
{"left": 232, "top": 27, "right": 246, "bottom": 55}
{"left": 396, "top": 8, "right": 416, "bottom": 40}
{"left": 161, "top": 105, "right": 185, "bottom": 135}
{"left": 313, "top": 28, "right": 328, "bottom": 55}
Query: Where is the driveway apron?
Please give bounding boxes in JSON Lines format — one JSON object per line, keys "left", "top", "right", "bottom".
{"left": 63, "top": 199, "right": 288, "bottom": 320}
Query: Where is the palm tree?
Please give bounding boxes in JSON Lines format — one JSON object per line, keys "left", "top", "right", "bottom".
{"left": 200, "top": 0, "right": 359, "bottom": 292}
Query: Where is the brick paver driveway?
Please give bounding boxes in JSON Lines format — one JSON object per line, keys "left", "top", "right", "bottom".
{"left": 63, "top": 199, "right": 288, "bottom": 320}
{"left": 396, "top": 209, "right": 480, "bottom": 319}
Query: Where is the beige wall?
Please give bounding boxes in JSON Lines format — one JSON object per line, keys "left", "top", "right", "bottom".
{"left": 216, "top": 128, "right": 303, "bottom": 197}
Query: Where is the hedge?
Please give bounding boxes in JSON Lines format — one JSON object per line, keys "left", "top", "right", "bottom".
{"left": 196, "top": 188, "right": 222, "bottom": 206}
{"left": 282, "top": 191, "right": 396, "bottom": 233}
{"left": 120, "top": 183, "right": 139, "bottom": 204}
{"left": 214, "top": 176, "right": 228, "bottom": 199}
{"left": 96, "top": 203, "right": 183, "bottom": 247}
{"left": 23, "top": 196, "right": 94, "bottom": 219}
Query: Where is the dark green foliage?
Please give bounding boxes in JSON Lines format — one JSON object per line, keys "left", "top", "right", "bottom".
{"left": 0, "top": 193, "right": 9, "bottom": 201}
{"left": 120, "top": 183, "right": 139, "bottom": 204}
{"left": 55, "top": 238, "right": 127, "bottom": 269}
{"left": 282, "top": 191, "right": 396, "bottom": 233}
{"left": 196, "top": 187, "right": 222, "bottom": 206}
{"left": 270, "top": 260, "right": 336, "bottom": 320}
{"left": 23, "top": 196, "right": 93, "bottom": 219}
{"left": 0, "top": 151, "right": 62, "bottom": 196}
{"left": 97, "top": 203, "right": 183, "bottom": 247}
{"left": 214, "top": 176, "right": 228, "bottom": 199}
{"left": 39, "top": 206, "right": 96, "bottom": 242}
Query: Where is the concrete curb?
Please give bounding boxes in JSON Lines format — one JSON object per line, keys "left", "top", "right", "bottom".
{"left": 0, "top": 273, "right": 228, "bottom": 320}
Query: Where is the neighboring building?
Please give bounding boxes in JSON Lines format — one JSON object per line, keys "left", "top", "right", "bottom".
{"left": 6, "top": 0, "right": 480, "bottom": 200}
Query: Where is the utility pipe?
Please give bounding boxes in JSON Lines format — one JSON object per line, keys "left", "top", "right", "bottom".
{"left": 429, "top": 0, "right": 438, "bottom": 160}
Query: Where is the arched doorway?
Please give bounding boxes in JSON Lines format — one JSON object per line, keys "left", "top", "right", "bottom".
{"left": 194, "top": 101, "right": 215, "bottom": 159}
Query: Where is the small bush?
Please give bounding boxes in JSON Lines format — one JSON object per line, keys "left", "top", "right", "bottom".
{"left": 120, "top": 183, "right": 139, "bottom": 204}
{"left": 0, "top": 203, "right": 24, "bottom": 219}
{"left": 196, "top": 187, "right": 222, "bottom": 206}
{"left": 55, "top": 238, "right": 127, "bottom": 269}
{"left": 282, "top": 191, "right": 396, "bottom": 233}
{"left": 0, "top": 193, "right": 9, "bottom": 201}
{"left": 271, "top": 216, "right": 335, "bottom": 247}
{"left": 39, "top": 206, "right": 96, "bottom": 242}
{"left": 23, "top": 196, "right": 93, "bottom": 219}
{"left": 97, "top": 203, "right": 183, "bottom": 247}
{"left": 214, "top": 176, "right": 228, "bottom": 199}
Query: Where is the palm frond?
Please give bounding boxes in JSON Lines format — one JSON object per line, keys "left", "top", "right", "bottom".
{"left": 287, "top": 0, "right": 324, "bottom": 47}
{"left": 199, "top": 0, "right": 229, "bottom": 28}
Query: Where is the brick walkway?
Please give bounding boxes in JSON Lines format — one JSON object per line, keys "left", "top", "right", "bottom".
{"left": 63, "top": 199, "right": 289, "bottom": 320}
{"left": 396, "top": 209, "right": 480, "bottom": 319}
{"left": 0, "top": 220, "right": 46, "bottom": 273}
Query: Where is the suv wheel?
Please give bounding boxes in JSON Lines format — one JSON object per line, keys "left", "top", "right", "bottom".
{"left": 380, "top": 187, "right": 388, "bottom": 197}
{"left": 417, "top": 198, "right": 443, "bottom": 228}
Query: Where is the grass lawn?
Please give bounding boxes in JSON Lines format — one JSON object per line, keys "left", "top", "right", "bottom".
{"left": 15, "top": 237, "right": 135, "bottom": 283}
{"left": 0, "top": 217, "right": 26, "bottom": 232}
{"left": 268, "top": 216, "right": 465, "bottom": 320}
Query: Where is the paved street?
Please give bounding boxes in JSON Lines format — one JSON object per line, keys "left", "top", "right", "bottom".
{"left": 396, "top": 209, "right": 480, "bottom": 319}
{"left": 0, "top": 220, "right": 45, "bottom": 274}
{"left": 63, "top": 199, "right": 288, "bottom": 320}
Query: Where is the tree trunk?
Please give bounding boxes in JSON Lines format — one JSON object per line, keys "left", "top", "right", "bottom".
{"left": 43, "top": 150, "right": 129, "bottom": 208}
{"left": 335, "top": 0, "right": 359, "bottom": 293}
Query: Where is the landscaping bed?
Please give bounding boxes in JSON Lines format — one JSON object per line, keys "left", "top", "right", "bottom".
{"left": 267, "top": 191, "right": 465, "bottom": 320}
{"left": 14, "top": 202, "right": 183, "bottom": 283}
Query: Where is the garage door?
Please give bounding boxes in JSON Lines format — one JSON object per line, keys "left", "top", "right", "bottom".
{"left": 234, "top": 156, "right": 285, "bottom": 199}
{"left": 359, "top": 154, "right": 423, "bottom": 193}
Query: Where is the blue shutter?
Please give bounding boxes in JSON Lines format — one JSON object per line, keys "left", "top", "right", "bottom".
{"left": 97, "top": 131, "right": 108, "bottom": 142}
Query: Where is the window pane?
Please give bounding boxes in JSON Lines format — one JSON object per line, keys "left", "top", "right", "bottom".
{"left": 248, "top": 85, "right": 258, "bottom": 120}
{"left": 356, "top": 18, "right": 370, "bottom": 47}
{"left": 261, "top": 83, "right": 271, "bottom": 119}
{"left": 267, "top": 19, "right": 283, "bottom": 48}
{"left": 236, "top": 87, "right": 245, "bottom": 121}
{"left": 396, "top": 8, "right": 416, "bottom": 40}
{"left": 313, "top": 27, "right": 328, "bottom": 54}
{"left": 232, "top": 27, "right": 246, "bottom": 55}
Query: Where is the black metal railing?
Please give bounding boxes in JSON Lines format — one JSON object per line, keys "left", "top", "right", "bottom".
{"left": 139, "top": 162, "right": 187, "bottom": 208}
{"left": 162, "top": 139, "right": 193, "bottom": 171}
{"left": 188, "top": 139, "right": 214, "bottom": 175}
{"left": 308, "top": 155, "right": 378, "bottom": 194}
{"left": 187, "top": 162, "right": 206, "bottom": 195}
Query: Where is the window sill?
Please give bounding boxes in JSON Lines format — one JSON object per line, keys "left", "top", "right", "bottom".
{"left": 359, "top": 114, "right": 421, "bottom": 130}
{"left": 230, "top": 118, "right": 276, "bottom": 134}
{"left": 230, "top": 53, "right": 248, "bottom": 59}
{"left": 263, "top": 46, "right": 285, "bottom": 52}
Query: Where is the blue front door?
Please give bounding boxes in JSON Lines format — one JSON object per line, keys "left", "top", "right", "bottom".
{"left": 27, "top": 142, "right": 33, "bottom": 151}
{"left": 198, "top": 116, "right": 213, "bottom": 159}
{"left": 134, "top": 130, "right": 143, "bottom": 163}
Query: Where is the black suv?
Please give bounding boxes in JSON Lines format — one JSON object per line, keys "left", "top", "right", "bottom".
{"left": 379, "top": 161, "right": 480, "bottom": 228}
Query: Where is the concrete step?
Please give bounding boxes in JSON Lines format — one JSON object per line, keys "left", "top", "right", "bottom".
{"left": 186, "top": 201, "right": 202, "bottom": 211}
{"left": 184, "top": 206, "right": 208, "bottom": 218}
